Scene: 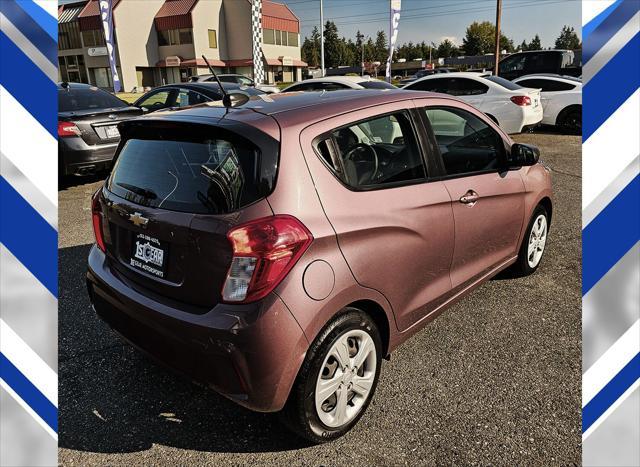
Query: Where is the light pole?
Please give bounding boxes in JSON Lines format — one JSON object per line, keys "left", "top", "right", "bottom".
{"left": 357, "top": 32, "right": 365, "bottom": 76}
{"left": 494, "top": 0, "right": 502, "bottom": 76}
{"left": 320, "top": 0, "right": 325, "bottom": 76}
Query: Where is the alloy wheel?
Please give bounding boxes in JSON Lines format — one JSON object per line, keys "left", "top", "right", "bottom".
{"left": 527, "top": 214, "right": 548, "bottom": 268}
{"left": 314, "top": 329, "right": 377, "bottom": 428}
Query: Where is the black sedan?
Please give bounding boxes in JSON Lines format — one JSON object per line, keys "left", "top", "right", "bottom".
{"left": 58, "top": 82, "right": 143, "bottom": 176}
{"left": 132, "top": 82, "right": 265, "bottom": 113}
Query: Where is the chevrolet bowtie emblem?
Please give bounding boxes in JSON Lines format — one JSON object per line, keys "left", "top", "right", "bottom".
{"left": 129, "top": 212, "right": 149, "bottom": 227}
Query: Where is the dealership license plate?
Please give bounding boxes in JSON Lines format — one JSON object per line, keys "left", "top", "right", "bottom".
{"left": 129, "top": 233, "right": 168, "bottom": 278}
{"left": 105, "top": 125, "right": 120, "bottom": 138}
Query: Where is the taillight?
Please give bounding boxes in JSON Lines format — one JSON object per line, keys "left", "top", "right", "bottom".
{"left": 91, "top": 190, "right": 106, "bottom": 252}
{"left": 510, "top": 96, "right": 532, "bottom": 106}
{"left": 222, "top": 215, "right": 313, "bottom": 303}
{"left": 57, "top": 121, "right": 81, "bottom": 137}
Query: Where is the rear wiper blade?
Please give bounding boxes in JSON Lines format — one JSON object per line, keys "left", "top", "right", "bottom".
{"left": 116, "top": 182, "right": 158, "bottom": 200}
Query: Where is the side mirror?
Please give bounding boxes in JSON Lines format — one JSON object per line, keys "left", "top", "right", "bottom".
{"left": 140, "top": 106, "right": 150, "bottom": 114}
{"left": 507, "top": 143, "right": 539, "bottom": 167}
{"left": 222, "top": 92, "right": 250, "bottom": 108}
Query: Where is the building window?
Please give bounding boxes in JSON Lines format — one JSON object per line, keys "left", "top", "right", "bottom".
{"left": 208, "top": 29, "right": 217, "bottom": 48}
{"left": 59, "top": 22, "right": 82, "bottom": 50}
{"left": 287, "top": 32, "right": 299, "bottom": 47}
{"left": 263, "top": 29, "right": 298, "bottom": 47}
{"left": 263, "top": 28, "right": 274, "bottom": 45}
{"left": 89, "top": 66, "right": 122, "bottom": 89}
{"left": 158, "top": 28, "right": 193, "bottom": 46}
{"left": 58, "top": 55, "right": 88, "bottom": 83}
{"left": 82, "top": 29, "right": 106, "bottom": 47}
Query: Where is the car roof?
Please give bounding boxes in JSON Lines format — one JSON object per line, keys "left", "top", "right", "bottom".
{"left": 514, "top": 73, "right": 582, "bottom": 83}
{"left": 408, "top": 71, "right": 491, "bottom": 86}
{"left": 146, "top": 88, "right": 446, "bottom": 128}
{"left": 152, "top": 82, "right": 244, "bottom": 91}
{"left": 297, "top": 76, "right": 370, "bottom": 85}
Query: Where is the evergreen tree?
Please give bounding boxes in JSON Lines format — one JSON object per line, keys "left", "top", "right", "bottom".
{"left": 529, "top": 34, "right": 542, "bottom": 50}
{"left": 554, "top": 26, "right": 581, "bottom": 49}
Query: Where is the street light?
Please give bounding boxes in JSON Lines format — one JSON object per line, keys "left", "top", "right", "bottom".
{"left": 357, "top": 32, "right": 365, "bottom": 76}
{"left": 320, "top": 0, "right": 325, "bottom": 77}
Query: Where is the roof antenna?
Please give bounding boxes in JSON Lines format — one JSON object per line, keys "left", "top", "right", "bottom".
{"left": 201, "top": 55, "right": 248, "bottom": 109}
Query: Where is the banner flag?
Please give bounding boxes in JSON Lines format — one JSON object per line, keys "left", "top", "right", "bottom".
{"left": 251, "top": 0, "right": 265, "bottom": 84}
{"left": 385, "top": 0, "right": 401, "bottom": 82}
{"left": 99, "top": 0, "right": 121, "bottom": 92}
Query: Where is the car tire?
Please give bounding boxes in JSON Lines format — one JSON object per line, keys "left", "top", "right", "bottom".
{"left": 280, "top": 308, "right": 382, "bottom": 444}
{"left": 558, "top": 106, "right": 581, "bottom": 134}
{"left": 509, "top": 205, "right": 549, "bottom": 277}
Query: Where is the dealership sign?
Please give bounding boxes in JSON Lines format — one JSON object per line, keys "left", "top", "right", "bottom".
{"left": 99, "top": 0, "right": 121, "bottom": 92}
{"left": 385, "top": 0, "right": 401, "bottom": 82}
{"left": 87, "top": 47, "right": 108, "bottom": 57}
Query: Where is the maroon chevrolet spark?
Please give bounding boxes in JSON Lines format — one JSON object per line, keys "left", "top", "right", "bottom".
{"left": 87, "top": 89, "right": 552, "bottom": 443}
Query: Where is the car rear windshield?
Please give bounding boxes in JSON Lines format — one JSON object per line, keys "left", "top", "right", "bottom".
{"left": 107, "top": 124, "right": 277, "bottom": 215}
{"left": 484, "top": 76, "right": 523, "bottom": 90}
{"left": 59, "top": 87, "right": 128, "bottom": 112}
{"left": 358, "top": 80, "right": 397, "bottom": 89}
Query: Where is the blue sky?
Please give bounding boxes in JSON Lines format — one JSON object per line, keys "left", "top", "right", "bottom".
{"left": 58, "top": 0, "right": 582, "bottom": 49}
{"left": 287, "top": 0, "right": 582, "bottom": 48}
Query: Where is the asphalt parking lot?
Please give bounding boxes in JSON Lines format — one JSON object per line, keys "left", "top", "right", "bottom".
{"left": 58, "top": 131, "right": 582, "bottom": 466}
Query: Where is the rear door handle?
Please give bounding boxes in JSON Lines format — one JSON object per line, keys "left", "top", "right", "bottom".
{"left": 459, "top": 190, "right": 479, "bottom": 205}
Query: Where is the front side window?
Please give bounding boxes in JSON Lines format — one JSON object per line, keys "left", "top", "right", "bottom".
{"left": 424, "top": 107, "right": 504, "bottom": 176}
{"left": 176, "top": 89, "right": 212, "bottom": 107}
{"left": 136, "top": 90, "right": 174, "bottom": 111}
{"left": 407, "top": 78, "right": 449, "bottom": 93}
{"left": 318, "top": 111, "right": 426, "bottom": 189}
{"left": 499, "top": 54, "right": 526, "bottom": 73}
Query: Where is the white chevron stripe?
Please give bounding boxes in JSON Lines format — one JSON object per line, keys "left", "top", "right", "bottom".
{"left": 582, "top": 89, "right": 640, "bottom": 210}
{"left": 583, "top": 320, "right": 640, "bottom": 407}
{"left": 0, "top": 86, "right": 57, "bottom": 207}
{"left": 0, "top": 12, "right": 57, "bottom": 82}
{"left": 0, "top": 382, "right": 57, "bottom": 441}
{"left": 583, "top": 0, "right": 617, "bottom": 26}
{"left": 0, "top": 319, "right": 57, "bottom": 407}
{"left": 32, "top": 0, "right": 58, "bottom": 18}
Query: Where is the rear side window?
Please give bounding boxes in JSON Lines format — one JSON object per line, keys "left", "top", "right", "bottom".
{"left": 424, "top": 107, "right": 504, "bottom": 176}
{"left": 517, "top": 78, "right": 576, "bottom": 92}
{"left": 317, "top": 111, "right": 426, "bottom": 189}
{"left": 59, "top": 87, "right": 128, "bottom": 112}
{"left": 108, "top": 125, "right": 277, "bottom": 214}
{"left": 450, "top": 78, "right": 489, "bottom": 96}
{"left": 484, "top": 75, "right": 522, "bottom": 90}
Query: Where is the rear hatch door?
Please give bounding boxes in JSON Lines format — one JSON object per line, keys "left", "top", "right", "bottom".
{"left": 99, "top": 117, "right": 279, "bottom": 310}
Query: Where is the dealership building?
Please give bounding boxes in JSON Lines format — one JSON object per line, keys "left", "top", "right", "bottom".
{"left": 57, "top": 0, "right": 307, "bottom": 91}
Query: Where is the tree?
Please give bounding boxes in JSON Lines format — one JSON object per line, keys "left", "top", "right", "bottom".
{"left": 519, "top": 40, "right": 528, "bottom": 51}
{"left": 462, "top": 21, "right": 514, "bottom": 55}
{"left": 301, "top": 26, "right": 320, "bottom": 67}
{"left": 374, "top": 30, "right": 388, "bottom": 63}
{"left": 555, "top": 26, "right": 581, "bottom": 49}
{"left": 436, "top": 39, "right": 459, "bottom": 58}
{"left": 323, "top": 21, "right": 342, "bottom": 68}
{"left": 529, "top": 34, "right": 542, "bottom": 50}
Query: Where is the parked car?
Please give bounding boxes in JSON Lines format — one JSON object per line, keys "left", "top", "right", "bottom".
{"left": 58, "top": 82, "right": 143, "bottom": 176}
{"left": 399, "top": 67, "right": 453, "bottom": 86}
{"left": 513, "top": 74, "right": 582, "bottom": 133}
{"left": 190, "top": 73, "right": 280, "bottom": 94}
{"left": 132, "top": 82, "right": 265, "bottom": 113}
{"left": 281, "top": 76, "right": 397, "bottom": 92}
{"left": 498, "top": 50, "right": 581, "bottom": 81}
{"left": 87, "top": 89, "right": 552, "bottom": 444}
{"left": 403, "top": 72, "right": 543, "bottom": 133}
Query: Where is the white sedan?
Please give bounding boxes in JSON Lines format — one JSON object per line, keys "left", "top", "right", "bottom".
{"left": 403, "top": 72, "right": 543, "bottom": 134}
{"left": 513, "top": 74, "right": 582, "bottom": 134}
{"left": 281, "top": 76, "right": 397, "bottom": 92}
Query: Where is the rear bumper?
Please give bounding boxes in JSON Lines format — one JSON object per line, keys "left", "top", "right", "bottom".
{"left": 59, "top": 137, "right": 119, "bottom": 176}
{"left": 86, "top": 246, "right": 308, "bottom": 412}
